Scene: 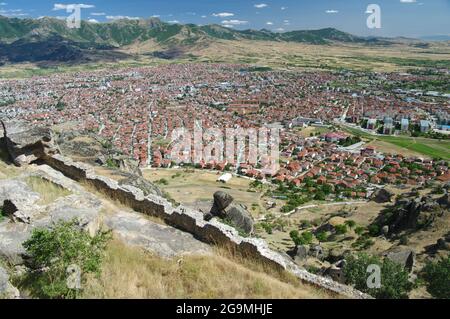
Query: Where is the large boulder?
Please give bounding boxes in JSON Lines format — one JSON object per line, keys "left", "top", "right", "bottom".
{"left": 372, "top": 188, "right": 394, "bottom": 203}
{"left": 0, "top": 266, "right": 20, "bottom": 299}
{"left": 291, "top": 245, "right": 309, "bottom": 263}
{"left": 437, "top": 193, "right": 450, "bottom": 209}
{"left": 206, "top": 191, "right": 254, "bottom": 235}
{"left": 223, "top": 203, "right": 254, "bottom": 235}
{"left": 213, "top": 191, "right": 234, "bottom": 211}
{"left": 1, "top": 120, "right": 59, "bottom": 166}
{"left": 384, "top": 248, "right": 415, "bottom": 272}
{"left": 0, "top": 179, "right": 42, "bottom": 223}
{"left": 376, "top": 196, "right": 444, "bottom": 234}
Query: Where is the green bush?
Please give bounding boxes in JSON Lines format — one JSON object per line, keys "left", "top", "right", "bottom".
{"left": 344, "top": 253, "right": 414, "bottom": 299}
{"left": 155, "top": 178, "right": 169, "bottom": 186}
{"left": 355, "top": 226, "right": 365, "bottom": 236}
{"left": 315, "top": 231, "right": 329, "bottom": 243}
{"left": 290, "top": 230, "right": 313, "bottom": 246}
{"left": 345, "top": 220, "right": 356, "bottom": 229}
{"left": 334, "top": 224, "right": 348, "bottom": 235}
{"left": 368, "top": 224, "right": 380, "bottom": 237}
{"left": 423, "top": 257, "right": 450, "bottom": 299}
{"left": 22, "top": 219, "right": 111, "bottom": 299}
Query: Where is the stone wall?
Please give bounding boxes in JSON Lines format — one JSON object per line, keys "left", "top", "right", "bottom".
{"left": 43, "top": 154, "right": 371, "bottom": 299}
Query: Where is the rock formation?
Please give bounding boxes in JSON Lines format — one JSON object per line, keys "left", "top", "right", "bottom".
{"left": 205, "top": 191, "right": 254, "bottom": 235}
{"left": 1, "top": 120, "right": 59, "bottom": 166}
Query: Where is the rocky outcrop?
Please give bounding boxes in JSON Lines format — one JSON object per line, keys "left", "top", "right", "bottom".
{"left": 437, "top": 193, "right": 450, "bottom": 209}
{"left": 371, "top": 188, "right": 394, "bottom": 203}
{"left": 383, "top": 248, "right": 415, "bottom": 272}
{"left": 0, "top": 125, "right": 371, "bottom": 298}
{"left": 1, "top": 120, "right": 59, "bottom": 166}
{"left": 0, "top": 266, "right": 19, "bottom": 299}
{"left": 206, "top": 191, "right": 254, "bottom": 235}
{"left": 0, "top": 179, "right": 42, "bottom": 223}
{"left": 374, "top": 195, "right": 446, "bottom": 234}
{"left": 40, "top": 154, "right": 370, "bottom": 298}
{"left": 105, "top": 211, "right": 210, "bottom": 258}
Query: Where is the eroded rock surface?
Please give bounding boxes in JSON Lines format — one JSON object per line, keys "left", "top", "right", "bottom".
{"left": 1, "top": 120, "right": 59, "bottom": 166}
{"left": 105, "top": 211, "right": 210, "bottom": 258}
{"left": 0, "top": 266, "right": 20, "bottom": 299}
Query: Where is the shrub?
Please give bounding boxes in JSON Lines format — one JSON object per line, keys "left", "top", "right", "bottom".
{"left": 315, "top": 232, "right": 329, "bottom": 243}
{"left": 345, "top": 220, "right": 356, "bottom": 229}
{"left": 290, "top": 230, "right": 313, "bottom": 246}
{"left": 422, "top": 257, "right": 450, "bottom": 299}
{"left": 155, "top": 178, "right": 169, "bottom": 185}
{"left": 368, "top": 224, "right": 380, "bottom": 237}
{"left": 344, "top": 253, "right": 413, "bottom": 299}
{"left": 334, "top": 224, "right": 348, "bottom": 235}
{"left": 355, "top": 226, "right": 365, "bottom": 236}
{"left": 22, "top": 219, "right": 111, "bottom": 299}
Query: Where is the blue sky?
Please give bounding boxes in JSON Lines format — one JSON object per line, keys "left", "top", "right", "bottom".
{"left": 1, "top": 0, "right": 449, "bottom": 37}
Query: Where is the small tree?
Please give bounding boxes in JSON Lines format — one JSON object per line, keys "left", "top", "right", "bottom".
{"left": 344, "top": 253, "right": 414, "bottom": 299}
{"left": 22, "top": 219, "right": 111, "bottom": 299}
{"left": 345, "top": 220, "right": 356, "bottom": 229}
{"left": 316, "top": 231, "right": 329, "bottom": 243}
{"left": 334, "top": 224, "right": 348, "bottom": 235}
{"left": 423, "top": 257, "right": 450, "bottom": 299}
{"left": 290, "top": 230, "right": 313, "bottom": 246}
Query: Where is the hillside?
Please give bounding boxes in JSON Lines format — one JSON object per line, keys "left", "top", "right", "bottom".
{"left": 0, "top": 15, "right": 388, "bottom": 64}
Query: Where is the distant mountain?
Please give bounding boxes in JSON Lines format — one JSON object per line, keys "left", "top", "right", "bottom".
{"left": 420, "top": 35, "right": 450, "bottom": 42}
{"left": 0, "top": 15, "right": 393, "bottom": 64}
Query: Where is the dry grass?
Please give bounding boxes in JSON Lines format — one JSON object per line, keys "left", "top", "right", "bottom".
{"left": 82, "top": 240, "right": 336, "bottom": 299}
{"left": 142, "top": 168, "right": 269, "bottom": 217}
{"left": 25, "top": 176, "right": 72, "bottom": 205}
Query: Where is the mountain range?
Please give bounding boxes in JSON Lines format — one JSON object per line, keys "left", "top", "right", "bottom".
{"left": 0, "top": 15, "right": 420, "bottom": 64}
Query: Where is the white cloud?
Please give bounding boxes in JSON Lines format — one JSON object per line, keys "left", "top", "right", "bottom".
{"left": 400, "top": 0, "right": 417, "bottom": 3}
{"left": 168, "top": 20, "right": 180, "bottom": 24}
{"left": 90, "top": 12, "right": 105, "bottom": 16}
{"left": 221, "top": 19, "right": 248, "bottom": 25}
{"left": 254, "top": 4, "right": 268, "bottom": 9}
{"left": 222, "top": 24, "right": 234, "bottom": 28}
{"left": 275, "top": 28, "right": 285, "bottom": 32}
{"left": 266, "top": 21, "right": 273, "bottom": 25}
{"left": 106, "top": 15, "right": 140, "bottom": 20}
{"left": 325, "top": 10, "right": 339, "bottom": 14}
{"left": 0, "top": 2, "right": 7, "bottom": 6}
{"left": 88, "top": 18, "right": 98, "bottom": 23}
{"left": 281, "top": 6, "right": 287, "bottom": 10}
{"left": 53, "top": 3, "right": 95, "bottom": 11}
{"left": 212, "top": 12, "right": 234, "bottom": 18}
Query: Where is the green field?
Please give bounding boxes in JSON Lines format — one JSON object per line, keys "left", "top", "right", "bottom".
{"left": 342, "top": 126, "right": 450, "bottom": 160}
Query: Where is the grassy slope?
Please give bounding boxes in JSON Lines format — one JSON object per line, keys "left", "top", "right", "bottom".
{"left": 82, "top": 240, "right": 335, "bottom": 299}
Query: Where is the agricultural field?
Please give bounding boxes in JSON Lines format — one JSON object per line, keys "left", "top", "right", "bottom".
{"left": 341, "top": 125, "right": 450, "bottom": 160}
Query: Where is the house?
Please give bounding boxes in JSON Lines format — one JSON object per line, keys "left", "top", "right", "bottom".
{"left": 217, "top": 173, "right": 232, "bottom": 183}
{"left": 324, "top": 132, "right": 348, "bottom": 143}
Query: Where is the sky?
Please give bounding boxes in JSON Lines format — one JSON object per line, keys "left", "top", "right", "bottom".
{"left": 1, "top": 0, "right": 449, "bottom": 38}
